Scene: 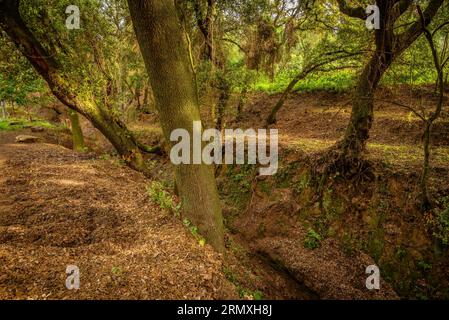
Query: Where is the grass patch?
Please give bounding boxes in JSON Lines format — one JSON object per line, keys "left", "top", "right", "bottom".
{"left": 251, "top": 70, "right": 356, "bottom": 94}
{"left": 147, "top": 181, "right": 181, "bottom": 217}
{"left": 0, "top": 118, "right": 57, "bottom": 131}
{"left": 304, "top": 228, "right": 323, "bottom": 250}
{"left": 368, "top": 143, "right": 449, "bottom": 167}
{"left": 222, "top": 164, "right": 256, "bottom": 210}
{"left": 286, "top": 138, "right": 334, "bottom": 153}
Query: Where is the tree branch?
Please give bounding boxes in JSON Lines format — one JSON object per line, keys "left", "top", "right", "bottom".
{"left": 336, "top": 0, "right": 366, "bottom": 20}
{"left": 394, "top": 0, "right": 444, "bottom": 54}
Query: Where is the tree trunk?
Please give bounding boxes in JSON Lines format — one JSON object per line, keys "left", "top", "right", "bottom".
{"left": 236, "top": 85, "right": 248, "bottom": 122}
{"left": 194, "top": 0, "right": 231, "bottom": 131}
{"left": 0, "top": 101, "right": 7, "bottom": 119}
{"left": 340, "top": 53, "right": 389, "bottom": 158}
{"left": 67, "top": 110, "right": 85, "bottom": 152}
{"left": 215, "top": 75, "right": 230, "bottom": 131}
{"left": 266, "top": 71, "right": 308, "bottom": 126}
{"left": 336, "top": 0, "right": 444, "bottom": 161}
{"left": 420, "top": 122, "right": 432, "bottom": 210}
{"left": 128, "top": 0, "right": 225, "bottom": 252}
{"left": 0, "top": 1, "right": 151, "bottom": 175}
{"left": 418, "top": 9, "right": 445, "bottom": 211}
{"left": 445, "top": 73, "right": 448, "bottom": 93}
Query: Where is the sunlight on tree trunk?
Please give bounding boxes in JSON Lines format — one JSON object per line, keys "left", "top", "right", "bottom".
{"left": 128, "top": 0, "right": 225, "bottom": 252}
{"left": 67, "top": 110, "right": 85, "bottom": 152}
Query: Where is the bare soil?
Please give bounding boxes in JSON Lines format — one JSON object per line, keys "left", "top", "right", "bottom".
{"left": 0, "top": 141, "right": 237, "bottom": 300}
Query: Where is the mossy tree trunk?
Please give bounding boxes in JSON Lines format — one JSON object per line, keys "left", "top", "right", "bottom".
{"left": 128, "top": 0, "right": 225, "bottom": 252}
{"left": 0, "top": 100, "right": 7, "bottom": 119}
{"left": 67, "top": 110, "right": 85, "bottom": 152}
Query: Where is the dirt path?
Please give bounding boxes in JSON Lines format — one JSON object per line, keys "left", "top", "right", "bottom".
{"left": 0, "top": 141, "right": 237, "bottom": 299}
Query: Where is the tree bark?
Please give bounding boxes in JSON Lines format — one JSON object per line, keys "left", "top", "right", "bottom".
{"left": 128, "top": 0, "right": 225, "bottom": 252}
{"left": 215, "top": 75, "right": 230, "bottom": 131}
{"left": 340, "top": 53, "right": 390, "bottom": 158}
{"left": 67, "top": 110, "right": 85, "bottom": 152}
{"left": 0, "top": 101, "right": 7, "bottom": 119}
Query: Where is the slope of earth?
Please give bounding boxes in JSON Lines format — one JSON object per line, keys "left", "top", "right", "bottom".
{"left": 0, "top": 141, "right": 238, "bottom": 300}
{"left": 226, "top": 86, "right": 449, "bottom": 170}
{"left": 216, "top": 85, "right": 449, "bottom": 299}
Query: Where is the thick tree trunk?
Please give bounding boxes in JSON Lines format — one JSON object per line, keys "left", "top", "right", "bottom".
{"left": 128, "top": 0, "right": 225, "bottom": 252}
{"left": 340, "top": 53, "right": 389, "bottom": 158}
{"left": 0, "top": 0, "right": 151, "bottom": 175}
{"left": 67, "top": 110, "right": 85, "bottom": 152}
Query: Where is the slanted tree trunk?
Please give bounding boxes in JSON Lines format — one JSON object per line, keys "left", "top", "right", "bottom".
{"left": 67, "top": 110, "right": 85, "bottom": 152}
{"left": 421, "top": 122, "right": 432, "bottom": 209}
{"left": 444, "top": 73, "right": 448, "bottom": 92}
{"left": 128, "top": 0, "right": 225, "bottom": 252}
{"left": 266, "top": 50, "right": 362, "bottom": 126}
{"left": 0, "top": 0, "right": 153, "bottom": 175}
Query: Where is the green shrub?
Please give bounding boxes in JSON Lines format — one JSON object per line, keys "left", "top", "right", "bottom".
{"left": 304, "top": 228, "right": 323, "bottom": 249}
{"left": 147, "top": 181, "right": 181, "bottom": 217}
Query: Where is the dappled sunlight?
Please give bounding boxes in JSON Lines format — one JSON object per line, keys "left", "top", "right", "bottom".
{"left": 129, "top": 122, "right": 163, "bottom": 134}
{"left": 281, "top": 136, "right": 335, "bottom": 153}
{"left": 368, "top": 143, "right": 449, "bottom": 167}
{"left": 45, "top": 179, "right": 85, "bottom": 187}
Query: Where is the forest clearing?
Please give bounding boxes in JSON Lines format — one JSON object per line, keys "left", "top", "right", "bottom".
{"left": 0, "top": 0, "right": 449, "bottom": 304}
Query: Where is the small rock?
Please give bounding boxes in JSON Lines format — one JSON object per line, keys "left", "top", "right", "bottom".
{"left": 31, "top": 126, "right": 45, "bottom": 132}
{"left": 15, "top": 135, "right": 39, "bottom": 143}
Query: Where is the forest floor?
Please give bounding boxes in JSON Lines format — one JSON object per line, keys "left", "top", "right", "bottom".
{"left": 0, "top": 139, "right": 238, "bottom": 299}
{"left": 1, "top": 85, "right": 448, "bottom": 299}
{"left": 0, "top": 131, "right": 396, "bottom": 300}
